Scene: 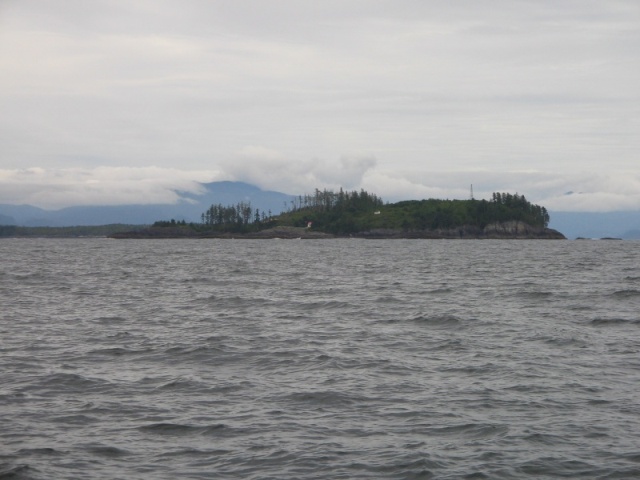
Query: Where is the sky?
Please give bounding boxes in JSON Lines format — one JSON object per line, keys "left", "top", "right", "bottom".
{"left": 1, "top": 0, "right": 639, "bottom": 211}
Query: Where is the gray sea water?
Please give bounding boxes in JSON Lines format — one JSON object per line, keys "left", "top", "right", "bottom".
{"left": 1, "top": 238, "right": 639, "bottom": 479}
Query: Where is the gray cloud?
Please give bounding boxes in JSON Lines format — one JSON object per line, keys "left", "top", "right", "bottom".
{"left": 0, "top": 1, "right": 639, "bottom": 211}
{"left": 220, "top": 147, "right": 377, "bottom": 194}
{"left": 0, "top": 166, "right": 217, "bottom": 209}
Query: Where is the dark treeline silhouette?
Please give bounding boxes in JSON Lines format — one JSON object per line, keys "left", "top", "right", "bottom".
{"left": 152, "top": 219, "right": 187, "bottom": 227}
{"left": 170, "top": 188, "right": 384, "bottom": 234}
{"left": 285, "top": 188, "right": 384, "bottom": 213}
{"left": 199, "top": 201, "right": 274, "bottom": 232}
{"left": 195, "top": 188, "right": 383, "bottom": 233}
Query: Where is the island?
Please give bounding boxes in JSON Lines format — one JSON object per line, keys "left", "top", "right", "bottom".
{"left": 110, "top": 189, "right": 566, "bottom": 239}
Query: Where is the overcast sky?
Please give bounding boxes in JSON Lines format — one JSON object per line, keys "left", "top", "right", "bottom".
{"left": 1, "top": 0, "right": 639, "bottom": 211}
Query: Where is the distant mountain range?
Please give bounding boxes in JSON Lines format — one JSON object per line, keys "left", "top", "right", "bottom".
{"left": 547, "top": 211, "right": 640, "bottom": 240}
{"left": 0, "top": 181, "right": 293, "bottom": 228}
{"left": 1, "top": 181, "right": 639, "bottom": 239}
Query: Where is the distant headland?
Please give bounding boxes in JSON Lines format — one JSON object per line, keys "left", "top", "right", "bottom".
{"left": 109, "top": 189, "right": 566, "bottom": 240}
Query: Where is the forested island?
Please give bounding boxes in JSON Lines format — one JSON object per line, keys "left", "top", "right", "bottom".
{"left": 110, "top": 189, "right": 565, "bottom": 239}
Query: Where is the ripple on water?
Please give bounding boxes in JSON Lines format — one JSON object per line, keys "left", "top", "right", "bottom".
{"left": 138, "top": 423, "right": 228, "bottom": 437}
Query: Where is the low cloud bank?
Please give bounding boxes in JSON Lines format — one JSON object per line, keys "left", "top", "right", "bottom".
{"left": 1, "top": 163, "right": 639, "bottom": 213}
{"left": 0, "top": 166, "right": 220, "bottom": 209}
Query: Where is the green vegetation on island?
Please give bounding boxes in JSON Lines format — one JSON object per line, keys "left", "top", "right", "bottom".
{"left": 129, "top": 188, "right": 562, "bottom": 239}
{"left": 276, "top": 189, "right": 550, "bottom": 235}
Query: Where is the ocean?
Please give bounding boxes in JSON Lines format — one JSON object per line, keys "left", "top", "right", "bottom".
{"left": 1, "top": 238, "right": 639, "bottom": 479}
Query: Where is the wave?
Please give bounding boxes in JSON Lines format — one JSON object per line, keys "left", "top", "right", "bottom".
{"left": 161, "top": 344, "right": 225, "bottom": 355}
{"left": 30, "top": 373, "right": 112, "bottom": 394}
{"left": 13, "top": 448, "right": 62, "bottom": 457}
{"left": 590, "top": 317, "right": 639, "bottom": 326}
{"left": 442, "top": 363, "right": 501, "bottom": 374}
{"left": 302, "top": 300, "right": 355, "bottom": 310}
{"left": 536, "top": 335, "right": 588, "bottom": 348}
{"left": 611, "top": 289, "right": 640, "bottom": 298}
{"left": 516, "top": 290, "right": 554, "bottom": 299}
{"left": 154, "top": 377, "right": 213, "bottom": 393}
{"left": 87, "top": 347, "right": 152, "bottom": 357}
{"left": 280, "top": 390, "right": 368, "bottom": 407}
{"left": 409, "top": 314, "right": 462, "bottom": 328}
{"left": 50, "top": 414, "right": 99, "bottom": 425}
{"left": 157, "top": 447, "right": 232, "bottom": 458}
{"left": 431, "top": 338, "right": 468, "bottom": 352}
{"left": 523, "top": 432, "right": 571, "bottom": 446}
{"left": 196, "top": 294, "right": 276, "bottom": 309}
{"left": 515, "top": 457, "right": 601, "bottom": 478}
{"left": 93, "top": 316, "right": 128, "bottom": 325}
{"left": 374, "top": 295, "right": 405, "bottom": 304}
{"left": 0, "top": 464, "right": 35, "bottom": 480}
{"left": 138, "top": 422, "right": 227, "bottom": 436}
{"left": 421, "top": 423, "right": 509, "bottom": 440}
{"left": 82, "top": 444, "right": 131, "bottom": 458}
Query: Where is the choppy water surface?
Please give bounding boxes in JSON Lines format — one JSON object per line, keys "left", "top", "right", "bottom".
{"left": 1, "top": 238, "right": 640, "bottom": 479}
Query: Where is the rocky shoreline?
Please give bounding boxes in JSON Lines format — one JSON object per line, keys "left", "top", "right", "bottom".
{"left": 109, "top": 222, "right": 566, "bottom": 240}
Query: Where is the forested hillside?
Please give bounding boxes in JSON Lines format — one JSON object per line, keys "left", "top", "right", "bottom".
{"left": 274, "top": 189, "right": 550, "bottom": 235}
{"left": 163, "top": 188, "right": 554, "bottom": 236}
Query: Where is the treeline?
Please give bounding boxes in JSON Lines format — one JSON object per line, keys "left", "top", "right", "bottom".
{"left": 285, "top": 188, "right": 384, "bottom": 213}
{"left": 151, "top": 188, "right": 551, "bottom": 236}
{"left": 279, "top": 188, "right": 385, "bottom": 233}
{"left": 276, "top": 189, "right": 550, "bottom": 234}
{"left": 385, "top": 193, "right": 549, "bottom": 232}
{"left": 152, "top": 219, "right": 188, "bottom": 227}
{"left": 490, "top": 192, "right": 549, "bottom": 227}
{"left": 199, "top": 201, "right": 275, "bottom": 232}
{"left": 187, "top": 188, "right": 383, "bottom": 234}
